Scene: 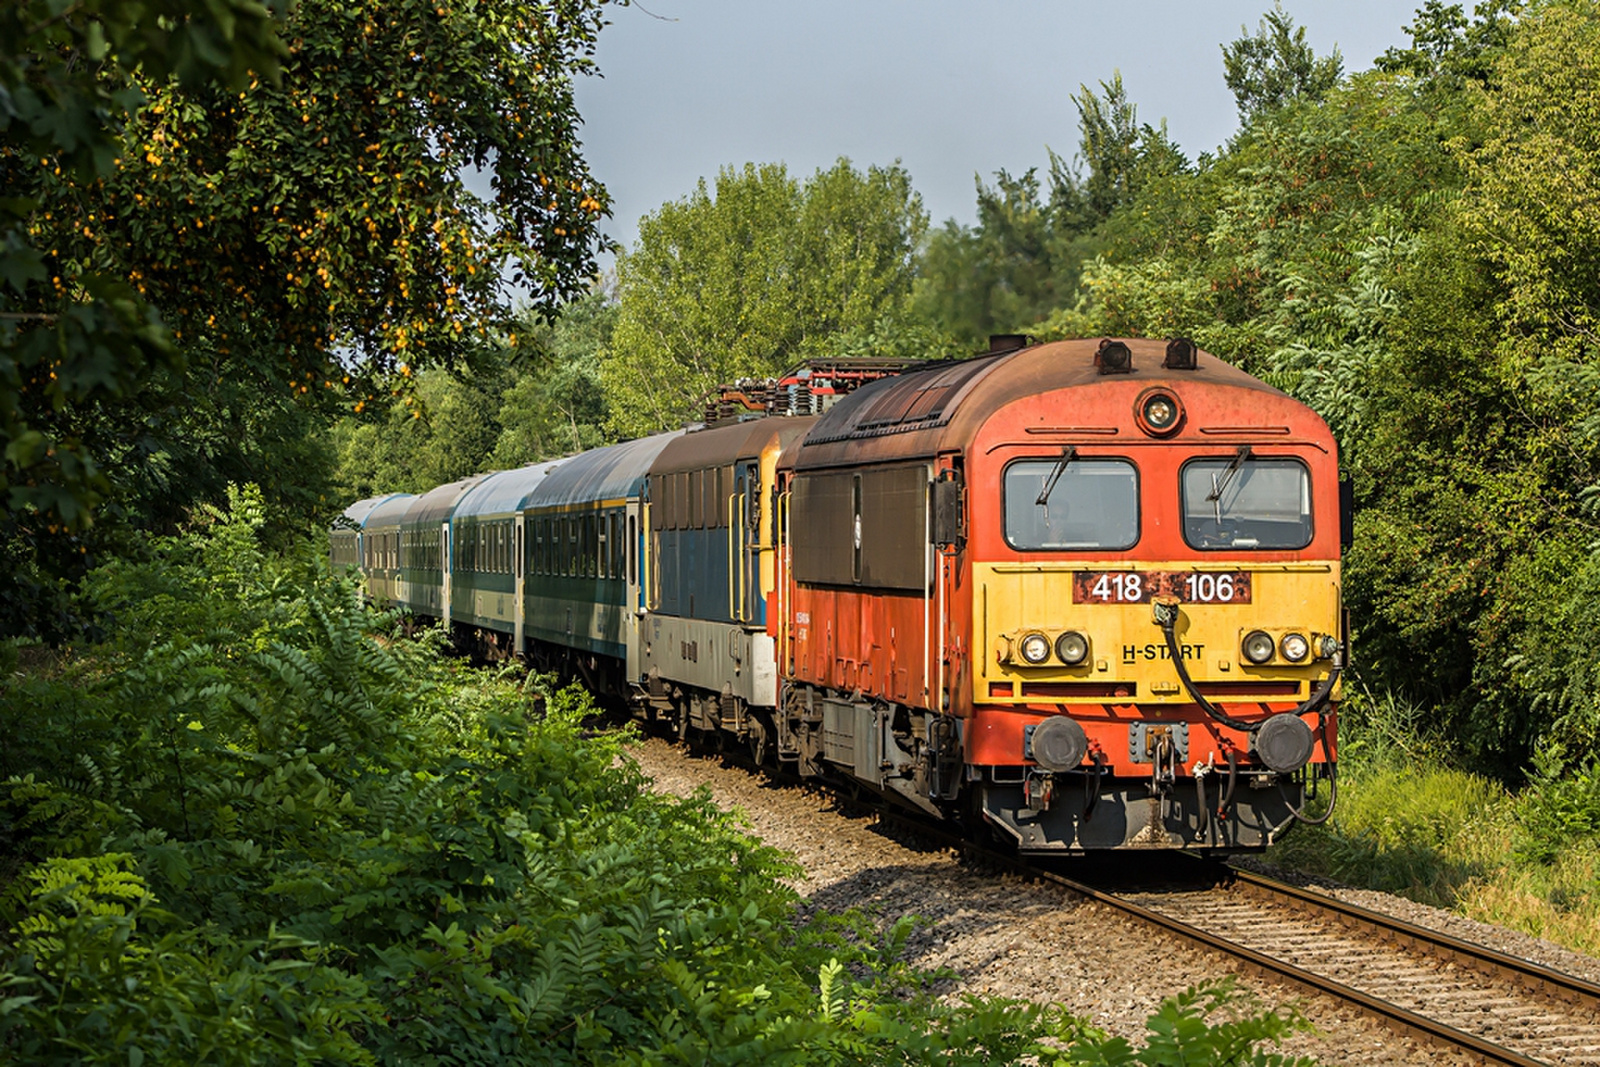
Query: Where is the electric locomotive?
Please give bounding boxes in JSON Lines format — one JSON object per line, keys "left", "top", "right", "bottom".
{"left": 773, "top": 336, "right": 1342, "bottom": 851}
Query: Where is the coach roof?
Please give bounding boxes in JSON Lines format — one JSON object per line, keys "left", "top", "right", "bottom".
{"left": 652, "top": 416, "right": 818, "bottom": 475}
{"left": 453, "top": 461, "right": 567, "bottom": 520}
{"left": 525, "top": 430, "right": 682, "bottom": 510}
{"left": 404, "top": 474, "right": 489, "bottom": 529}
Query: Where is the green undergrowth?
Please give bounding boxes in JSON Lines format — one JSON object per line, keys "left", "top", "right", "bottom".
{"left": 1, "top": 486, "right": 1318, "bottom": 1064}
{"left": 1266, "top": 685, "right": 1600, "bottom": 959}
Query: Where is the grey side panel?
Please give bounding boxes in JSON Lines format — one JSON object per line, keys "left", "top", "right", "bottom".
{"left": 641, "top": 616, "right": 778, "bottom": 707}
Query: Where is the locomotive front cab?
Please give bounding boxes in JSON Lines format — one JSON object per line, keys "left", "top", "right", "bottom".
{"left": 964, "top": 340, "right": 1342, "bottom": 852}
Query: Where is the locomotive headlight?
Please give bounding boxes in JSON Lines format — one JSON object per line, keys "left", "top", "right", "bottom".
{"left": 1055, "top": 631, "right": 1090, "bottom": 666}
{"left": 1242, "top": 630, "right": 1275, "bottom": 665}
{"left": 1019, "top": 631, "right": 1052, "bottom": 665}
{"left": 1144, "top": 395, "right": 1177, "bottom": 429}
{"left": 1135, "top": 388, "right": 1184, "bottom": 437}
{"left": 1280, "top": 632, "right": 1311, "bottom": 663}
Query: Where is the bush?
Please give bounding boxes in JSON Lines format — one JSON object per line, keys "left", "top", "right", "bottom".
{"left": 2, "top": 487, "right": 1318, "bottom": 1064}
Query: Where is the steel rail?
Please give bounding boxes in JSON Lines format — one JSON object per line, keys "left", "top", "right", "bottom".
{"left": 656, "top": 739, "right": 1587, "bottom": 1067}
{"left": 1225, "top": 866, "right": 1600, "bottom": 1015}
{"left": 868, "top": 808, "right": 1563, "bottom": 1067}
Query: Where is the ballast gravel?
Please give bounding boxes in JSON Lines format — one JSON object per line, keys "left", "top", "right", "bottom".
{"left": 626, "top": 736, "right": 1599, "bottom": 1067}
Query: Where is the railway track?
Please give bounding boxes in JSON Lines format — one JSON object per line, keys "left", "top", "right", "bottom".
{"left": 872, "top": 807, "right": 1600, "bottom": 1067}
{"left": 652, "top": 733, "right": 1600, "bottom": 1065}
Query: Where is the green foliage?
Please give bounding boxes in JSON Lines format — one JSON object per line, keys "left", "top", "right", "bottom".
{"left": 1, "top": 0, "right": 285, "bottom": 528}
{"left": 3, "top": 0, "right": 616, "bottom": 645}
{"left": 1221, "top": 4, "right": 1343, "bottom": 124}
{"left": 1515, "top": 746, "right": 1600, "bottom": 865}
{"left": 491, "top": 288, "right": 618, "bottom": 465}
{"left": 1375, "top": 1, "right": 1520, "bottom": 94}
{"left": 605, "top": 158, "right": 928, "bottom": 436}
{"left": 916, "top": 75, "right": 1189, "bottom": 347}
{"left": 1048, "top": 980, "right": 1314, "bottom": 1067}
{"left": 329, "top": 286, "right": 618, "bottom": 499}
{"left": 1, "top": 491, "right": 1321, "bottom": 1064}
{"left": 914, "top": 169, "right": 1086, "bottom": 346}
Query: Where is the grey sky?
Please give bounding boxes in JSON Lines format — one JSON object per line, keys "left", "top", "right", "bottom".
{"left": 574, "top": 0, "right": 1425, "bottom": 262}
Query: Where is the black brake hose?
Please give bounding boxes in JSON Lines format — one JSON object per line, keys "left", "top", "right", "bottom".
{"left": 1154, "top": 602, "right": 1342, "bottom": 733}
{"left": 1083, "top": 751, "right": 1105, "bottom": 823}
{"left": 1195, "top": 764, "right": 1211, "bottom": 846}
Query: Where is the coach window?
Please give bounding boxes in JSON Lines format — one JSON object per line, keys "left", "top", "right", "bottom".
{"left": 628, "top": 515, "right": 637, "bottom": 584}
{"left": 1004, "top": 456, "right": 1139, "bottom": 551}
{"left": 1181, "top": 455, "right": 1312, "bottom": 550}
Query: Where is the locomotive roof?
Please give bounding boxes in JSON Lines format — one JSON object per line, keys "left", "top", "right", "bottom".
{"left": 525, "top": 430, "right": 682, "bottom": 510}
{"left": 453, "top": 460, "right": 567, "bottom": 521}
{"left": 651, "top": 416, "right": 819, "bottom": 474}
{"left": 363, "top": 492, "right": 417, "bottom": 529}
{"left": 789, "top": 338, "right": 1291, "bottom": 469}
{"left": 403, "top": 474, "right": 490, "bottom": 529}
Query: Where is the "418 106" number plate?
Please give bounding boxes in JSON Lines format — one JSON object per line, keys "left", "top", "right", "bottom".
{"left": 1073, "top": 571, "right": 1253, "bottom": 604}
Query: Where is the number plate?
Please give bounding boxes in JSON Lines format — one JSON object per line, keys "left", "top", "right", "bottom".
{"left": 1073, "top": 571, "right": 1253, "bottom": 604}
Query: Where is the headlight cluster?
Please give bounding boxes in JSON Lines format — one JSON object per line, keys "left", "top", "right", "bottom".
{"left": 1241, "top": 629, "right": 1330, "bottom": 665}
{"left": 1008, "top": 629, "right": 1091, "bottom": 667}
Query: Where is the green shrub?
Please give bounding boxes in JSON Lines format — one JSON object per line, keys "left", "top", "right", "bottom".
{"left": 2, "top": 488, "right": 1320, "bottom": 1064}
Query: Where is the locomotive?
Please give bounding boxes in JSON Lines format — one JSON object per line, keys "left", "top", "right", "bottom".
{"left": 333, "top": 337, "right": 1344, "bottom": 853}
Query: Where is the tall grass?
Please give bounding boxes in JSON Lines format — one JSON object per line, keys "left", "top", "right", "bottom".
{"left": 1266, "top": 685, "right": 1600, "bottom": 958}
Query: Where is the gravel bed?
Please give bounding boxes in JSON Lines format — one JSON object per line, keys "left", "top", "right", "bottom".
{"left": 627, "top": 736, "right": 1484, "bottom": 1067}
{"left": 1231, "top": 856, "right": 1600, "bottom": 987}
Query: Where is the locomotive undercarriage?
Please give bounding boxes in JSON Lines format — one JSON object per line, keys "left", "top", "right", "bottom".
{"left": 773, "top": 684, "right": 964, "bottom": 820}
{"left": 978, "top": 767, "right": 1315, "bottom": 852}
{"left": 627, "top": 672, "right": 1326, "bottom": 853}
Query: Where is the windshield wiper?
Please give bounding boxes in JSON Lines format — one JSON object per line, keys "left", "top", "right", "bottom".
{"left": 1036, "top": 446, "right": 1077, "bottom": 507}
{"left": 1207, "top": 445, "right": 1252, "bottom": 526}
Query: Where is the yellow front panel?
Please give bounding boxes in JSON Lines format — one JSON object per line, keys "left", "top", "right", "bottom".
{"left": 974, "top": 560, "right": 1342, "bottom": 704}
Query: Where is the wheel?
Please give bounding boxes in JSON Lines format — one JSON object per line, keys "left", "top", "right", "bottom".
{"left": 747, "top": 711, "right": 772, "bottom": 766}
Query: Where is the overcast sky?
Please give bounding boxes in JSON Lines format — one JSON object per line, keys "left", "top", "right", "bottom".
{"left": 573, "top": 0, "right": 1425, "bottom": 264}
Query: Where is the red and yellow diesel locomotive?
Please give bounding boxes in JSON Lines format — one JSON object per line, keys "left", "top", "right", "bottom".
{"left": 771, "top": 336, "right": 1341, "bottom": 851}
{"left": 335, "top": 336, "right": 1342, "bottom": 853}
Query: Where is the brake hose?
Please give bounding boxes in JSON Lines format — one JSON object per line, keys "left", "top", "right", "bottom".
{"left": 1083, "top": 750, "right": 1106, "bottom": 823}
{"left": 1220, "top": 747, "right": 1238, "bottom": 814}
{"left": 1153, "top": 600, "right": 1341, "bottom": 733}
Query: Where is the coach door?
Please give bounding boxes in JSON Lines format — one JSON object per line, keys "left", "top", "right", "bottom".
{"left": 732, "top": 461, "right": 761, "bottom": 622}
{"left": 514, "top": 514, "right": 526, "bottom": 656}
{"left": 441, "top": 520, "right": 453, "bottom": 627}
{"left": 624, "top": 499, "right": 644, "bottom": 682}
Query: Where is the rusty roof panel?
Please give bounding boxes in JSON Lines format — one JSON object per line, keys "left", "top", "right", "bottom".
{"left": 789, "top": 339, "right": 1283, "bottom": 471}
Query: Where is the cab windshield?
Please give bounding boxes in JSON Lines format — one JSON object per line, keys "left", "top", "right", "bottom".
{"left": 1181, "top": 455, "right": 1311, "bottom": 550}
{"left": 1004, "top": 456, "right": 1138, "bottom": 550}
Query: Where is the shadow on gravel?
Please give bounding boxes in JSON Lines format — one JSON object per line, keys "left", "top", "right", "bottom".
{"left": 795, "top": 861, "right": 1100, "bottom": 983}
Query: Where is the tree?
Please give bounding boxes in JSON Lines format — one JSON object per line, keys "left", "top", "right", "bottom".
{"left": 492, "top": 287, "right": 615, "bottom": 464}
{"left": 4, "top": 0, "right": 615, "bottom": 638}
{"left": 913, "top": 169, "right": 1081, "bottom": 347}
{"left": 2, "top": 0, "right": 286, "bottom": 530}
{"left": 7, "top": 0, "right": 610, "bottom": 523}
{"left": 1375, "top": 0, "right": 1520, "bottom": 91}
{"left": 1222, "top": 3, "right": 1344, "bottom": 124}
{"left": 603, "top": 159, "right": 927, "bottom": 437}
{"left": 913, "top": 74, "right": 1188, "bottom": 346}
